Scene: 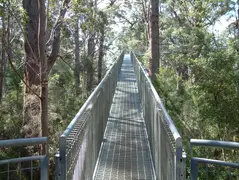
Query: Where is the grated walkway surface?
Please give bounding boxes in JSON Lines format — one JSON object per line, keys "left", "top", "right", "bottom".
{"left": 93, "top": 55, "right": 155, "bottom": 180}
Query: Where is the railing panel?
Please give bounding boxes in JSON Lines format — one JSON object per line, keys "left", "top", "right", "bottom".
{"left": 56, "top": 52, "right": 124, "bottom": 180}
{"left": 0, "top": 137, "right": 48, "bottom": 180}
{"left": 131, "top": 52, "right": 186, "bottom": 180}
{"left": 190, "top": 139, "right": 239, "bottom": 179}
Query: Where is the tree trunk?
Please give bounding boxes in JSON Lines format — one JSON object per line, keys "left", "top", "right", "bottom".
{"left": 149, "top": 0, "right": 159, "bottom": 79}
{"left": 22, "top": 0, "right": 41, "bottom": 139}
{"left": 0, "top": 15, "right": 6, "bottom": 103}
{"left": 236, "top": 5, "right": 239, "bottom": 96}
{"left": 98, "top": 28, "right": 104, "bottom": 84}
{"left": 22, "top": 0, "right": 71, "bottom": 141}
{"left": 87, "top": 34, "right": 95, "bottom": 92}
{"left": 141, "top": 0, "right": 149, "bottom": 48}
{"left": 39, "top": 0, "right": 48, "bottom": 154}
{"left": 74, "top": 18, "right": 81, "bottom": 94}
{"left": 86, "top": 0, "right": 95, "bottom": 92}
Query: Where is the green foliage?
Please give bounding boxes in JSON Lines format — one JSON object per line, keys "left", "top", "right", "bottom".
{"left": 0, "top": 92, "right": 23, "bottom": 139}
{"left": 147, "top": 0, "right": 239, "bottom": 178}
{"left": 0, "top": 0, "right": 112, "bottom": 178}
{"left": 155, "top": 0, "right": 239, "bottom": 141}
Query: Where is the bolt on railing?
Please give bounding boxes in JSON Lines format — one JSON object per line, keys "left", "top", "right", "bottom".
{"left": 131, "top": 52, "right": 186, "bottom": 180}
{"left": 0, "top": 137, "right": 48, "bottom": 180}
{"left": 55, "top": 52, "right": 124, "bottom": 180}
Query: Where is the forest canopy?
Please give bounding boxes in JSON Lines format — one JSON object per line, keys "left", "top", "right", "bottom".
{"left": 0, "top": 0, "right": 238, "bottom": 179}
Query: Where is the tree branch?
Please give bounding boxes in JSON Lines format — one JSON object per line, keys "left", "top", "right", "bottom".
{"left": 47, "top": 0, "right": 71, "bottom": 72}
{"left": 6, "top": 47, "right": 41, "bottom": 99}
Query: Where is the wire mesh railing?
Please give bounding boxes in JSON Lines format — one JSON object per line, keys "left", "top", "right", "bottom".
{"left": 55, "top": 52, "right": 124, "bottom": 180}
{"left": 190, "top": 139, "right": 239, "bottom": 179}
{"left": 0, "top": 137, "right": 48, "bottom": 180}
{"left": 131, "top": 52, "right": 186, "bottom": 180}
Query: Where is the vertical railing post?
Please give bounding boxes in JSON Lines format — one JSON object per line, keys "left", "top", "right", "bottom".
{"left": 182, "top": 151, "right": 187, "bottom": 179}
{"left": 108, "top": 72, "right": 111, "bottom": 105}
{"left": 151, "top": 99, "right": 157, "bottom": 162}
{"left": 157, "top": 109, "right": 162, "bottom": 180}
{"left": 190, "top": 158, "right": 198, "bottom": 180}
{"left": 88, "top": 111, "right": 93, "bottom": 177}
{"left": 40, "top": 156, "right": 48, "bottom": 180}
{"left": 92, "top": 96, "right": 97, "bottom": 166}
{"left": 59, "top": 135, "right": 67, "bottom": 180}
{"left": 175, "top": 139, "right": 183, "bottom": 180}
{"left": 101, "top": 85, "right": 107, "bottom": 133}
{"left": 55, "top": 152, "right": 61, "bottom": 180}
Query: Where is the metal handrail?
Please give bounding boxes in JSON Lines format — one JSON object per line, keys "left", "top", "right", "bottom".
{"left": 0, "top": 137, "right": 48, "bottom": 180}
{"left": 190, "top": 139, "right": 239, "bottom": 179}
{"left": 56, "top": 52, "right": 124, "bottom": 180}
{"left": 190, "top": 139, "right": 239, "bottom": 149}
{"left": 0, "top": 156, "right": 47, "bottom": 165}
{"left": 0, "top": 137, "right": 47, "bottom": 147}
{"left": 191, "top": 157, "right": 239, "bottom": 168}
{"left": 131, "top": 52, "right": 186, "bottom": 180}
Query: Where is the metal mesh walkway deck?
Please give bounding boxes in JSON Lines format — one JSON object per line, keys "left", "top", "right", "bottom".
{"left": 93, "top": 55, "right": 156, "bottom": 180}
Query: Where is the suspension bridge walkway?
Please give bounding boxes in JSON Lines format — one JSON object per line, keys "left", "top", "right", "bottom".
{"left": 93, "top": 55, "right": 155, "bottom": 180}
{"left": 0, "top": 52, "right": 238, "bottom": 180}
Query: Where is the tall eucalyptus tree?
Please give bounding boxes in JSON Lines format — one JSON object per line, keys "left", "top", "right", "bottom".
{"left": 149, "top": 0, "right": 159, "bottom": 79}
{"left": 0, "top": 7, "right": 6, "bottom": 103}
{"left": 22, "top": 0, "right": 71, "bottom": 153}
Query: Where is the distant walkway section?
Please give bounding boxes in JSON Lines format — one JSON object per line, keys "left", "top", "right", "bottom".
{"left": 93, "top": 54, "right": 156, "bottom": 180}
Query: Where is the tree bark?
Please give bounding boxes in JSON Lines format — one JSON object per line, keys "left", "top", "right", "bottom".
{"left": 149, "top": 0, "right": 159, "bottom": 79}
{"left": 39, "top": 0, "right": 48, "bottom": 154}
{"left": 141, "top": 0, "right": 149, "bottom": 48}
{"left": 98, "top": 27, "right": 105, "bottom": 84}
{"left": 236, "top": 4, "right": 239, "bottom": 96}
{"left": 23, "top": 0, "right": 40, "bottom": 86}
{"left": 86, "top": 0, "right": 95, "bottom": 92}
{"left": 74, "top": 18, "right": 81, "bottom": 94}
{"left": 22, "top": 0, "right": 41, "bottom": 139}
{"left": 22, "top": 0, "right": 71, "bottom": 143}
{"left": 87, "top": 34, "right": 95, "bottom": 91}
{"left": 0, "top": 15, "right": 6, "bottom": 103}
{"left": 48, "top": 0, "right": 71, "bottom": 72}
